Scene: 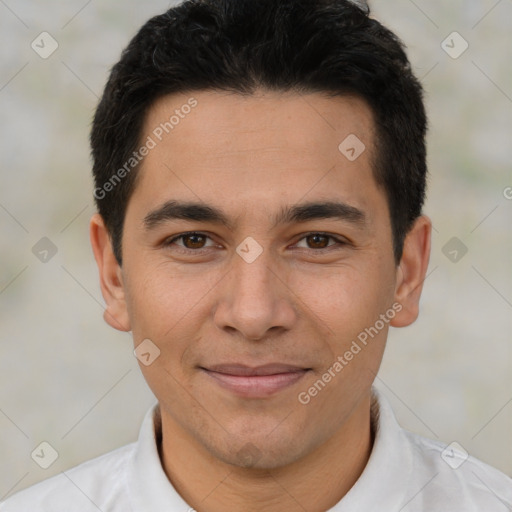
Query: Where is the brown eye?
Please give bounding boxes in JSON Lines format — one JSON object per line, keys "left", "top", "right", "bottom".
{"left": 164, "top": 232, "right": 215, "bottom": 251}
{"left": 181, "top": 233, "right": 207, "bottom": 249}
{"left": 305, "top": 234, "right": 331, "bottom": 249}
{"left": 295, "top": 233, "right": 344, "bottom": 250}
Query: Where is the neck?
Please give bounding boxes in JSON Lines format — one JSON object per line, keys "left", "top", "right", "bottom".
{"left": 157, "top": 393, "right": 375, "bottom": 512}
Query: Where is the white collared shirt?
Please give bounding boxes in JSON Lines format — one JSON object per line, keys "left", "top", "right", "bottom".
{"left": 2, "top": 387, "right": 511, "bottom": 511}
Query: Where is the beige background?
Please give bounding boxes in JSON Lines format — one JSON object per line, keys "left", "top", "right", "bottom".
{"left": 0, "top": 0, "right": 511, "bottom": 498}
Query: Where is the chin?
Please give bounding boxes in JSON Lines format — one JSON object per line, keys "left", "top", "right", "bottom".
{"left": 207, "top": 430, "right": 312, "bottom": 471}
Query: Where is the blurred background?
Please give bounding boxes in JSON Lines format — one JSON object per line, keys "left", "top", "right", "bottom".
{"left": 1, "top": 0, "right": 511, "bottom": 498}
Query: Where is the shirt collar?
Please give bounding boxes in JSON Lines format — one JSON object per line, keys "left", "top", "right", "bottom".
{"left": 328, "top": 385, "right": 413, "bottom": 510}
{"left": 127, "top": 403, "right": 192, "bottom": 512}
{"left": 128, "top": 386, "right": 411, "bottom": 511}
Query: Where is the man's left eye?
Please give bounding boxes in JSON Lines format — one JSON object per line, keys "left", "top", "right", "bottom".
{"left": 294, "top": 233, "right": 346, "bottom": 250}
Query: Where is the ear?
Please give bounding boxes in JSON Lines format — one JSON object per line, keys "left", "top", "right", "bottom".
{"left": 390, "top": 215, "right": 431, "bottom": 328}
{"left": 89, "top": 213, "right": 131, "bottom": 332}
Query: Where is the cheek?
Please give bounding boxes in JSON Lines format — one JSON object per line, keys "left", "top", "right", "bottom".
{"left": 291, "top": 262, "right": 394, "bottom": 337}
{"left": 124, "top": 259, "right": 209, "bottom": 336}
{"left": 123, "top": 259, "right": 226, "bottom": 380}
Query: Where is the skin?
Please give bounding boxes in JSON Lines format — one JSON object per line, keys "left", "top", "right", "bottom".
{"left": 90, "top": 90, "right": 431, "bottom": 512}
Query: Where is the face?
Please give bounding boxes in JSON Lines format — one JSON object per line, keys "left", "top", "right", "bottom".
{"left": 91, "top": 89, "right": 430, "bottom": 470}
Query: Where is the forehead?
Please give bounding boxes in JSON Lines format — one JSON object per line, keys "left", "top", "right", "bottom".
{"left": 144, "top": 89, "right": 375, "bottom": 158}
{"left": 130, "top": 89, "right": 383, "bottom": 226}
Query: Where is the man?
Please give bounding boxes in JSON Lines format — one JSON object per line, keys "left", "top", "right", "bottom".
{"left": 2, "top": 0, "right": 511, "bottom": 510}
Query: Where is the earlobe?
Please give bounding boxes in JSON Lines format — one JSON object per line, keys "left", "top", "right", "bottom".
{"left": 89, "top": 213, "right": 131, "bottom": 332}
{"left": 390, "top": 215, "right": 431, "bottom": 328}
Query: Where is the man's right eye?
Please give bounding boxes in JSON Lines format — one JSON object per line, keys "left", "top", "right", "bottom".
{"left": 163, "top": 232, "right": 218, "bottom": 252}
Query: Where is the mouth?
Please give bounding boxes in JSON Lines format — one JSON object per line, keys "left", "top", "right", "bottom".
{"left": 199, "top": 363, "right": 312, "bottom": 398}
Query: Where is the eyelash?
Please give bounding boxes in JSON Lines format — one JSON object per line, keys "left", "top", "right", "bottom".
{"left": 163, "top": 231, "right": 348, "bottom": 254}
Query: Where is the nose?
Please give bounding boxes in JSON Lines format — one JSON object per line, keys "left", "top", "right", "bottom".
{"left": 213, "top": 248, "right": 297, "bottom": 341}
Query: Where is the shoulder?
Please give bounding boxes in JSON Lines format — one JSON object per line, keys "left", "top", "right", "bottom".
{"left": 0, "top": 442, "right": 136, "bottom": 512}
{"left": 404, "top": 429, "right": 512, "bottom": 510}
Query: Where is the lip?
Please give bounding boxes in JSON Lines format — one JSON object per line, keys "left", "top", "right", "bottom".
{"left": 200, "top": 364, "right": 311, "bottom": 398}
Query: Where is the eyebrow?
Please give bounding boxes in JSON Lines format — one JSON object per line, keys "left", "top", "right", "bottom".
{"left": 143, "top": 200, "right": 367, "bottom": 231}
